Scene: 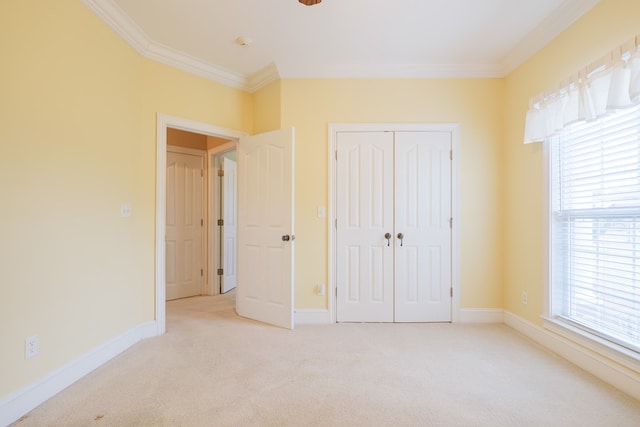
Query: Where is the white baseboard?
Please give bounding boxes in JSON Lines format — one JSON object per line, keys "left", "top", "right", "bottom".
{"left": 295, "top": 308, "right": 504, "bottom": 325}
{"left": 295, "top": 309, "right": 331, "bottom": 325}
{"left": 5, "top": 311, "right": 638, "bottom": 426}
{"left": 459, "top": 308, "right": 504, "bottom": 323}
{"left": 0, "top": 321, "right": 158, "bottom": 427}
{"left": 503, "top": 311, "right": 640, "bottom": 401}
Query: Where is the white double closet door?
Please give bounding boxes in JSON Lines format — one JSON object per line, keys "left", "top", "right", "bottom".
{"left": 336, "top": 131, "right": 452, "bottom": 322}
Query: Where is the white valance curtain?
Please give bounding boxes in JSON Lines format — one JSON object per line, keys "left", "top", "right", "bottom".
{"left": 524, "top": 35, "right": 640, "bottom": 144}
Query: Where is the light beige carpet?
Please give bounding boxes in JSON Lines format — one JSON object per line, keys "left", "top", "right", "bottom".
{"left": 12, "top": 292, "right": 640, "bottom": 426}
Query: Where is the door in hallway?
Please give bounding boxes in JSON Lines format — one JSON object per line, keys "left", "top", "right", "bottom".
{"left": 166, "top": 150, "right": 204, "bottom": 300}
{"left": 221, "top": 156, "right": 237, "bottom": 293}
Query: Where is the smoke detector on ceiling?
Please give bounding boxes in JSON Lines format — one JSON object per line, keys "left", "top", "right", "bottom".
{"left": 235, "top": 36, "right": 251, "bottom": 47}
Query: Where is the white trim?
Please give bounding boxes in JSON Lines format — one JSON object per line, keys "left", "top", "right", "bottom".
{"left": 295, "top": 309, "right": 331, "bottom": 325}
{"left": 459, "top": 309, "right": 504, "bottom": 323}
{"left": 0, "top": 322, "right": 157, "bottom": 427}
{"left": 450, "top": 125, "right": 461, "bottom": 323}
{"left": 81, "top": 0, "right": 250, "bottom": 92}
{"left": 81, "top": 0, "right": 150, "bottom": 57}
{"left": 156, "top": 114, "right": 246, "bottom": 334}
{"left": 542, "top": 140, "right": 552, "bottom": 318}
{"left": 504, "top": 311, "right": 640, "bottom": 401}
{"left": 543, "top": 317, "right": 640, "bottom": 371}
{"left": 82, "top": 0, "right": 597, "bottom": 89}
{"left": 328, "top": 123, "right": 461, "bottom": 324}
{"left": 246, "top": 63, "right": 281, "bottom": 93}
{"left": 145, "top": 42, "right": 247, "bottom": 91}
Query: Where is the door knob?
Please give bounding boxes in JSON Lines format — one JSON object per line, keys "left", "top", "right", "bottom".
{"left": 384, "top": 232, "right": 391, "bottom": 246}
{"left": 397, "top": 233, "right": 404, "bottom": 247}
{"left": 282, "top": 234, "right": 291, "bottom": 242}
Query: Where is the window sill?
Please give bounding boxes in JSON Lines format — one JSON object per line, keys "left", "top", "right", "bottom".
{"left": 542, "top": 316, "right": 640, "bottom": 375}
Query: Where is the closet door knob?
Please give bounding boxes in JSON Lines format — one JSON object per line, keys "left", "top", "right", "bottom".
{"left": 384, "top": 232, "right": 392, "bottom": 246}
{"left": 397, "top": 233, "right": 404, "bottom": 247}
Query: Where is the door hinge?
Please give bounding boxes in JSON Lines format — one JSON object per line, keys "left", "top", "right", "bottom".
{"left": 217, "top": 268, "right": 224, "bottom": 276}
{"left": 449, "top": 218, "right": 453, "bottom": 229}
{"left": 450, "top": 150, "right": 453, "bottom": 160}
{"left": 335, "top": 150, "right": 338, "bottom": 161}
{"left": 201, "top": 269, "right": 204, "bottom": 277}
{"left": 335, "top": 218, "right": 337, "bottom": 229}
{"left": 217, "top": 219, "right": 224, "bottom": 226}
{"left": 201, "top": 219, "right": 204, "bottom": 226}
{"left": 335, "top": 287, "right": 338, "bottom": 297}
{"left": 201, "top": 169, "right": 204, "bottom": 177}
{"left": 450, "top": 287, "right": 453, "bottom": 298}
{"left": 218, "top": 169, "right": 224, "bottom": 177}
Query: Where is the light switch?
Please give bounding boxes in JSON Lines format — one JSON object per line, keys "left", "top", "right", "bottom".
{"left": 120, "top": 203, "right": 132, "bottom": 218}
{"left": 317, "top": 206, "right": 326, "bottom": 218}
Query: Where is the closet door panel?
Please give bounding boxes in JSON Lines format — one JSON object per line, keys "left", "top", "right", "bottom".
{"left": 336, "top": 132, "right": 394, "bottom": 322}
{"left": 394, "top": 131, "right": 452, "bottom": 322}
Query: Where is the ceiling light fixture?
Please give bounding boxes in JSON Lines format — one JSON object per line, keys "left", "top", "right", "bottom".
{"left": 299, "top": 0, "right": 322, "bottom": 5}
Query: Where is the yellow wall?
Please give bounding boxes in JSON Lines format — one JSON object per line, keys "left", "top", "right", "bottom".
{"left": 253, "top": 80, "right": 282, "bottom": 133}
{"left": 503, "top": 0, "right": 640, "bottom": 324}
{"left": 4, "top": 0, "right": 635, "bottom": 409}
{"left": 0, "top": 0, "right": 251, "bottom": 399}
{"left": 281, "top": 79, "right": 505, "bottom": 309}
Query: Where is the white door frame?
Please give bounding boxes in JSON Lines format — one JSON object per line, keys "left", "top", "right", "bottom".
{"left": 328, "top": 123, "right": 461, "bottom": 324}
{"left": 208, "top": 142, "right": 238, "bottom": 296}
{"left": 156, "top": 113, "right": 246, "bottom": 335}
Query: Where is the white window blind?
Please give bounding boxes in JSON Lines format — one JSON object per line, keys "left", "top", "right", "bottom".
{"left": 551, "top": 104, "right": 640, "bottom": 352}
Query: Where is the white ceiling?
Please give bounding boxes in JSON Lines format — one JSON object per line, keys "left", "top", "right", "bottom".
{"left": 84, "top": 0, "right": 600, "bottom": 92}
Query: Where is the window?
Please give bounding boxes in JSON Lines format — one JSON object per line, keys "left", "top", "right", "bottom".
{"left": 549, "top": 104, "right": 640, "bottom": 353}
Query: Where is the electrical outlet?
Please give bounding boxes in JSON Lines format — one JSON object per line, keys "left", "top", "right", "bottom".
{"left": 25, "top": 335, "right": 38, "bottom": 359}
{"left": 522, "top": 291, "right": 528, "bottom": 305}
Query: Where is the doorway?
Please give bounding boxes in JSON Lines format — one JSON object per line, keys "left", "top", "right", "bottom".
{"left": 165, "top": 128, "right": 237, "bottom": 302}
{"left": 156, "top": 115, "right": 296, "bottom": 333}
{"left": 328, "top": 123, "right": 461, "bottom": 324}
{"left": 155, "top": 114, "right": 245, "bottom": 334}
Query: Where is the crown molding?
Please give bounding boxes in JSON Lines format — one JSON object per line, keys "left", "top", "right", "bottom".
{"left": 500, "top": 0, "right": 600, "bottom": 75}
{"left": 247, "top": 63, "right": 281, "bottom": 91}
{"left": 83, "top": 0, "right": 599, "bottom": 91}
{"left": 82, "top": 0, "right": 252, "bottom": 92}
{"left": 145, "top": 42, "right": 249, "bottom": 91}
{"left": 82, "top": 0, "right": 150, "bottom": 56}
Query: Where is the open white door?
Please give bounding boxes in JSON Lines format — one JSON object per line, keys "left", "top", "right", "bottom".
{"left": 237, "top": 128, "right": 295, "bottom": 329}
{"left": 221, "top": 157, "right": 237, "bottom": 293}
